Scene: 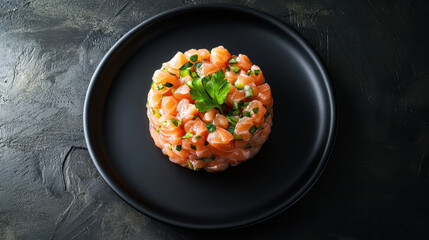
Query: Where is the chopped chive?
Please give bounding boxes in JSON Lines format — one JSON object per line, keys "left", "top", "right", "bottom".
{"left": 191, "top": 71, "right": 198, "bottom": 79}
{"left": 243, "top": 101, "right": 250, "bottom": 107}
{"left": 249, "top": 125, "right": 257, "bottom": 134}
{"left": 247, "top": 70, "right": 253, "bottom": 76}
{"left": 170, "top": 119, "right": 180, "bottom": 127}
{"left": 227, "top": 116, "right": 238, "bottom": 126}
{"left": 190, "top": 54, "right": 198, "bottom": 63}
{"left": 204, "top": 140, "right": 209, "bottom": 146}
{"left": 155, "top": 126, "right": 161, "bottom": 133}
{"left": 151, "top": 107, "right": 161, "bottom": 118}
{"left": 181, "top": 132, "right": 193, "bottom": 139}
{"left": 180, "top": 62, "right": 193, "bottom": 70}
{"left": 187, "top": 160, "right": 194, "bottom": 170}
{"left": 194, "top": 62, "right": 202, "bottom": 71}
{"left": 232, "top": 66, "right": 240, "bottom": 73}
{"left": 151, "top": 108, "right": 156, "bottom": 115}
{"left": 264, "top": 112, "right": 270, "bottom": 118}
{"left": 233, "top": 101, "right": 239, "bottom": 110}
{"left": 161, "top": 121, "right": 168, "bottom": 126}
{"left": 233, "top": 134, "right": 243, "bottom": 140}
{"left": 151, "top": 81, "right": 155, "bottom": 89}
{"left": 229, "top": 58, "right": 237, "bottom": 64}
{"left": 256, "top": 125, "right": 264, "bottom": 130}
{"left": 254, "top": 69, "right": 260, "bottom": 76}
{"left": 253, "top": 107, "right": 259, "bottom": 114}
{"left": 227, "top": 109, "right": 240, "bottom": 116}
{"left": 180, "top": 68, "right": 191, "bottom": 77}
{"left": 206, "top": 123, "right": 216, "bottom": 133}
{"left": 176, "top": 145, "right": 182, "bottom": 151}
{"left": 245, "top": 143, "right": 252, "bottom": 149}
{"left": 167, "top": 71, "right": 176, "bottom": 76}
{"left": 195, "top": 135, "right": 202, "bottom": 139}
{"left": 193, "top": 115, "right": 199, "bottom": 119}
{"left": 238, "top": 101, "right": 244, "bottom": 109}
{"left": 190, "top": 144, "right": 197, "bottom": 150}
{"left": 226, "top": 66, "right": 231, "bottom": 72}
{"left": 227, "top": 125, "right": 235, "bottom": 134}
{"left": 168, "top": 145, "right": 172, "bottom": 150}
{"left": 164, "top": 82, "right": 173, "bottom": 88}
{"left": 244, "top": 85, "right": 253, "bottom": 98}
{"left": 244, "top": 111, "right": 251, "bottom": 117}
{"left": 157, "top": 83, "right": 164, "bottom": 90}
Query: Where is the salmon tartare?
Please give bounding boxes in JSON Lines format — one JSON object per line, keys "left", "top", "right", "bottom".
{"left": 147, "top": 46, "right": 273, "bottom": 172}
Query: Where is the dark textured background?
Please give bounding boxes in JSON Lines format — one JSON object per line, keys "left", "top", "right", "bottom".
{"left": 0, "top": 0, "right": 428, "bottom": 239}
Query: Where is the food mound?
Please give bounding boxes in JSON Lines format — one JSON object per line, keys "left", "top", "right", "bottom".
{"left": 147, "top": 46, "right": 273, "bottom": 172}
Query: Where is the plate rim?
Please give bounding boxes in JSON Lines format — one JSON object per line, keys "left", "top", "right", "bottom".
{"left": 83, "top": 3, "right": 337, "bottom": 230}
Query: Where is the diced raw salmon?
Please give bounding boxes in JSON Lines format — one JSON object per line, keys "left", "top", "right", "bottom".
{"left": 161, "top": 96, "right": 178, "bottom": 116}
{"left": 213, "top": 114, "right": 229, "bottom": 129}
{"left": 210, "top": 46, "right": 231, "bottom": 67}
{"left": 152, "top": 70, "right": 181, "bottom": 87}
{"left": 234, "top": 117, "right": 254, "bottom": 141}
{"left": 236, "top": 54, "right": 252, "bottom": 71}
{"left": 169, "top": 52, "right": 188, "bottom": 69}
{"left": 256, "top": 83, "right": 273, "bottom": 108}
{"left": 147, "top": 47, "right": 273, "bottom": 172}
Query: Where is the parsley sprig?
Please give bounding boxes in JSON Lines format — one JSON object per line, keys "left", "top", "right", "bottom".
{"left": 189, "top": 70, "right": 230, "bottom": 114}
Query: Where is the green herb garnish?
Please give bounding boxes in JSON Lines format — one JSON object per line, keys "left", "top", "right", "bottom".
{"left": 191, "top": 71, "right": 198, "bottom": 79}
{"left": 176, "top": 145, "right": 182, "bottom": 151}
{"left": 247, "top": 70, "right": 253, "bottom": 76}
{"left": 190, "top": 54, "right": 198, "bottom": 63}
{"left": 226, "top": 66, "right": 230, "bottom": 72}
{"left": 233, "top": 135, "right": 243, "bottom": 140}
{"left": 168, "top": 145, "right": 172, "bottom": 150}
{"left": 252, "top": 107, "right": 259, "bottom": 114}
{"left": 254, "top": 69, "right": 260, "bottom": 76}
{"left": 190, "top": 144, "right": 197, "bottom": 150}
{"left": 249, "top": 125, "right": 257, "bottom": 134}
{"left": 194, "top": 62, "right": 202, "bottom": 71}
{"left": 244, "top": 111, "right": 251, "bottom": 117}
{"left": 229, "top": 58, "right": 237, "bottom": 64}
{"left": 227, "top": 125, "right": 235, "bottom": 134}
{"left": 164, "top": 82, "right": 173, "bottom": 88}
{"left": 170, "top": 119, "right": 180, "bottom": 127}
{"left": 195, "top": 135, "right": 202, "bottom": 139}
{"left": 156, "top": 126, "right": 160, "bottom": 133}
{"left": 181, "top": 132, "right": 193, "bottom": 139}
{"left": 189, "top": 70, "right": 230, "bottom": 113}
{"left": 187, "top": 160, "right": 194, "bottom": 170}
{"left": 206, "top": 123, "right": 216, "bottom": 133}
{"left": 157, "top": 83, "right": 164, "bottom": 90}
{"left": 227, "top": 116, "right": 238, "bottom": 126}
{"left": 204, "top": 140, "right": 209, "bottom": 146}
{"left": 180, "top": 62, "right": 193, "bottom": 70}
{"left": 232, "top": 66, "right": 240, "bottom": 73}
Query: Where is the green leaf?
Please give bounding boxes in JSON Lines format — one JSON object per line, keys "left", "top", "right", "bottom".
{"left": 176, "top": 145, "right": 182, "bottom": 151}
{"left": 190, "top": 144, "right": 197, "bottom": 150}
{"left": 254, "top": 69, "right": 260, "bottom": 76}
{"left": 227, "top": 125, "right": 235, "bottom": 134}
{"left": 189, "top": 70, "right": 230, "bottom": 113}
{"left": 252, "top": 107, "right": 259, "bottom": 114}
{"left": 249, "top": 125, "right": 257, "bottom": 134}
{"left": 164, "top": 82, "right": 173, "bottom": 88}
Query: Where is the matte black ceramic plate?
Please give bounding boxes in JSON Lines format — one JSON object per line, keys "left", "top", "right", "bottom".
{"left": 84, "top": 4, "right": 336, "bottom": 230}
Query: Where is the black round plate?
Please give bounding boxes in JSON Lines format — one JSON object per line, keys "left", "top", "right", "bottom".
{"left": 84, "top": 4, "right": 336, "bottom": 230}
